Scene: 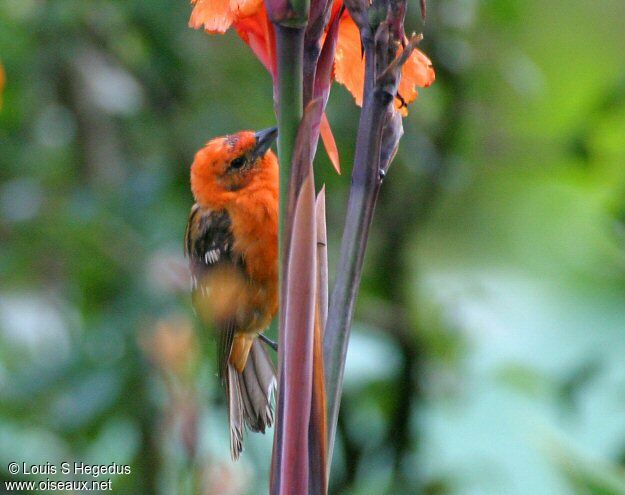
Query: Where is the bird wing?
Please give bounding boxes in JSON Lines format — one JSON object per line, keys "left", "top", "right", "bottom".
{"left": 184, "top": 203, "right": 244, "bottom": 379}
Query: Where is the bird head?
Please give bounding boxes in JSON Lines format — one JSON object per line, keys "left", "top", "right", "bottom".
{"left": 191, "top": 127, "right": 278, "bottom": 208}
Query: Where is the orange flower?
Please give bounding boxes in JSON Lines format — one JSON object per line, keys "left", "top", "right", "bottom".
{"left": 233, "top": 7, "right": 277, "bottom": 79}
{"left": 334, "top": 12, "right": 435, "bottom": 115}
{"left": 188, "top": 1, "right": 434, "bottom": 115}
{"left": 189, "top": 0, "right": 263, "bottom": 33}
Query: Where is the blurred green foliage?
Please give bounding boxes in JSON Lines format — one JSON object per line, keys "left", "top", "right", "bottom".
{"left": 1, "top": 0, "right": 625, "bottom": 494}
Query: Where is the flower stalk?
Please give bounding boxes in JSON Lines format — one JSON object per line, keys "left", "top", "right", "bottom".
{"left": 275, "top": 24, "right": 305, "bottom": 242}
{"left": 323, "top": 0, "right": 424, "bottom": 465}
{"left": 266, "top": 0, "right": 310, "bottom": 27}
{"left": 268, "top": 2, "right": 331, "bottom": 494}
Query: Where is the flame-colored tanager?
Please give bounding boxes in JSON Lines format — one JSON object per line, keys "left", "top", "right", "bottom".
{"left": 184, "top": 127, "right": 278, "bottom": 459}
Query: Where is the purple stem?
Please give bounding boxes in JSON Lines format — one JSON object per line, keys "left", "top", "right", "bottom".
{"left": 323, "top": 37, "right": 393, "bottom": 463}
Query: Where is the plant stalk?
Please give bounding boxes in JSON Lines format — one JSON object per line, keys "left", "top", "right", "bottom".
{"left": 323, "top": 39, "right": 390, "bottom": 464}
{"left": 271, "top": 22, "right": 307, "bottom": 495}
{"left": 288, "top": 0, "right": 311, "bottom": 25}
{"left": 275, "top": 25, "right": 305, "bottom": 255}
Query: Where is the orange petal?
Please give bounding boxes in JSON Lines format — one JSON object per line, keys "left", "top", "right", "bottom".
{"left": 230, "top": 0, "right": 262, "bottom": 18}
{"left": 189, "top": 0, "right": 263, "bottom": 33}
{"left": 396, "top": 48, "right": 435, "bottom": 113}
{"left": 334, "top": 12, "right": 435, "bottom": 115}
{"left": 189, "top": 0, "right": 233, "bottom": 33}
{"left": 334, "top": 13, "right": 365, "bottom": 106}
{"left": 320, "top": 113, "right": 340, "bottom": 174}
{"left": 234, "top": 8, "right": 277, "bottom": 78}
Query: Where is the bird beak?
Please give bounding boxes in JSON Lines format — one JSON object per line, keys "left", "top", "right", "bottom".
{"left": 252, "top": 127, "right": 278, "bottom": 160}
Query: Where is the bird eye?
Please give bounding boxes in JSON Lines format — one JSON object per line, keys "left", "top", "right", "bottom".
{"left": 230, "top": 156, "right": 246, "bottom": 170}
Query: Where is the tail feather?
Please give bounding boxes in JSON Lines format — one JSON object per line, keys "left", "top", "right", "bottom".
{"left": 250, "top": 341, "right": 277, "bottom": 406}
{"left": 226, "top": 363, "right": 244, "bottom": 459}
{"left": 226, "top": 339, "right": 276, "bottom": 459}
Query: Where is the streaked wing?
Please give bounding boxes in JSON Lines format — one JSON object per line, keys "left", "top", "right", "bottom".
{"left": 184, "top": 203, "right": 243, "bottom": 379}
{"left": 185, "top": 203, "right": 235, "bottom": 276}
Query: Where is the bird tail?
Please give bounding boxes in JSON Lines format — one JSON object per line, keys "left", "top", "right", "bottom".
{"left": 226, "top": 338, "right": 277, "bottom": 460}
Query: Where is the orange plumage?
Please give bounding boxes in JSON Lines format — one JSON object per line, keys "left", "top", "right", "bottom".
{"left": 184, "top": 127, "right": 278, "bottom": 459}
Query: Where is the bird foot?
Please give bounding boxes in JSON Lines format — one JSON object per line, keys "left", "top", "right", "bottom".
{"left": 259, "top": 333, "right": 278, "bottom": 352}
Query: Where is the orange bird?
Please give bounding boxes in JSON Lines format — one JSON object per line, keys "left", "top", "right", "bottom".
{"left": 184, "top": 127, "right": 279, "bottom": 459}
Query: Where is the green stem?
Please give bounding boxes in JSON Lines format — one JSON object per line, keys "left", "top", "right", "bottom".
{"left": 271, "top": 23, "right": 305, "bottom": 495}
{"left": 288, "top": 0, "right": 311, "bottom": 25}
{"left": 276, "top": 25, "right": 305, "bottom": 251}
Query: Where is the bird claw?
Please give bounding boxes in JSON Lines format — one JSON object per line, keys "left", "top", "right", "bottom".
{"left": 259, "top": 333, "right": 278, "bottom": 351}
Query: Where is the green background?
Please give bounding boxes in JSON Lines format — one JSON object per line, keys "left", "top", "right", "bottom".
{"left": 1, "top": 0, "right": 625, "bottom": 493}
